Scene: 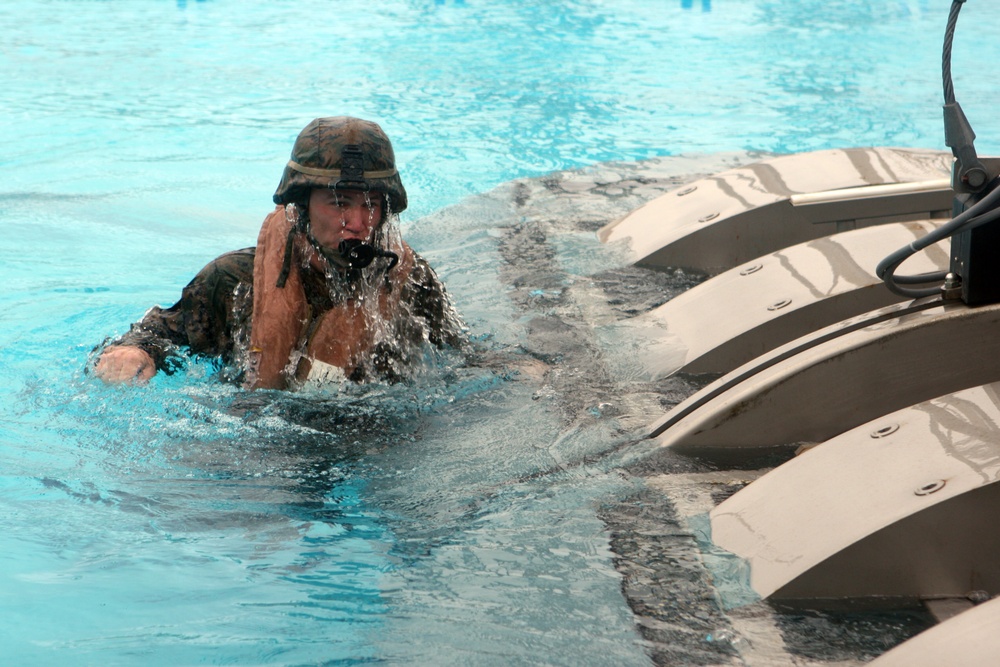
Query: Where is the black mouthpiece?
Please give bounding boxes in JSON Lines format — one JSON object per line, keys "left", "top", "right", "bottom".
{"left": 338, "top": 239, "right": 399, "bottom": 271}
{"left": 339, "top": 239, "right": 377, "bottom": 268}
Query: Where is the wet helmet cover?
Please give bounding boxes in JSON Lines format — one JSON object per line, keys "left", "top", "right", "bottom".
{"left": 273, "top": 116, "right": 407, "bottom": 213}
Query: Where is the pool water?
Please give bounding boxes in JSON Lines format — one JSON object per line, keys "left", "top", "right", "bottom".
{"left": 3, "top": 1, "right": 1000, "bottom": 665}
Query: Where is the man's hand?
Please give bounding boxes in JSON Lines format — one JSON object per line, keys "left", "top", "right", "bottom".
{"left": 94, "top": 345, "right": 156, "bottom": 383}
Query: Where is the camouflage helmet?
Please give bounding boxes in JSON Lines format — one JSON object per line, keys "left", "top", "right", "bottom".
{"left": 272, "top": 116, "right": 407, "bottom": 213}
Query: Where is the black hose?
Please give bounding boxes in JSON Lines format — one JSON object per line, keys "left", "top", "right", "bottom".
{"left": 942, "top": 0, "right": 965, "bottom": 105}
{"left": 877, "top": 0, "right": 1000, "bottom": 299}
{"left": 877, "top": 178, "right": 1000, "bottom": 298}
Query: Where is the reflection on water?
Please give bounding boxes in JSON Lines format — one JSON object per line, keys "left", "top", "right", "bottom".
{"left": 682, "top": 0, "right": 712, "bottom": 11}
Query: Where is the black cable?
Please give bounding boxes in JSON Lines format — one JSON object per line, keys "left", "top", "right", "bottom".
{"left": 877, "top": 0, "right": 1000, "bottom": 299}
{"left": 942, "top": 0, "right": 965, "bottom": 105}
{"left": 877, "top": 179, "right": 1000, "bottom": 298}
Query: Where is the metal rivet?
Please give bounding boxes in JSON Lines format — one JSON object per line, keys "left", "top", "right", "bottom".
{"left": 677, "top": 186, "right": 697, "bottom": 196}
{"left": 767, "top": 299, "right": 792, "bottom": 311}
{"left": 870, "top": 424, "right": 899, "bottom": 438}
{"left": 698, "top": 212, "right": 720, "bottom": 223}
{"left": 740, "top": 264, "right": 763, "bottom": 276}
{"left": 915, "top": 480, "right": 946, "bottom": 496}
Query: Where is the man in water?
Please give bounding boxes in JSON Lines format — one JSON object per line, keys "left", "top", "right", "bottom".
{"left": 94, "top": 116, "right": 465, "bottom": 389}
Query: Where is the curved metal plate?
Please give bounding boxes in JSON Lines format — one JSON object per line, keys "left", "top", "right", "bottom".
{"left": 711, "top": 382, "right": 1000, "bottom": 604}
{"left": 598, "top": 147, "right": 951, "bottom": 275}
{"left": 869, "top": 597, "right": 1000, "bottom": 666}
{"left": 619, "top": 220, "right": 948, "bottom": 378}
{"left": 649, "top": 300, "right": 1000, "bottom": 459}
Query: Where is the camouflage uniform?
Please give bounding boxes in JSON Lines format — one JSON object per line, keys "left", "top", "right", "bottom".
{"left": 111, "top": 245, "right": 464, "bottom": 382}
{"left": 105, "top": 117, "right": 465, "bottom": 383}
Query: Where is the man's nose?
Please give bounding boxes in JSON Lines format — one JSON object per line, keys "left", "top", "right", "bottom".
{"left": 343, "top": 205, "right": 371, "bottom": 231}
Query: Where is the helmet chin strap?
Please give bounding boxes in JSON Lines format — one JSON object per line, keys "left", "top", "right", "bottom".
{"left": 275, "top": 210, "right": 312, "bottom": 288}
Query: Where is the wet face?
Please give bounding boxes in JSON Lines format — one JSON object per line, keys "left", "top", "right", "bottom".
{"left": 307, "top": 188, "right": 384, "bottom": 251}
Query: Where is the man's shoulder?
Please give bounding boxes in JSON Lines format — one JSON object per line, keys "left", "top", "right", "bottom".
{"left": 214, "top": 246, "right": 257, "bottom": 265}
{"left": 193, "top": 247, "right": 256, "bottom": 283}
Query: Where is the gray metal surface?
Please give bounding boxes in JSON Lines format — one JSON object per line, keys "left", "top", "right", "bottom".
{"left": 618, "top": 220, "right": 949, "bottom": 378}
{"left": 598, "top": 147, "right": 952, "bottom": 274}
{"left": 648, "top": 300, "right": 1000, "bottom": 459}
{"left": 711, "top": 382, "right": 1000, "bottom": 604}
{"left": 869, "top": 596, "right": 1000, "bottom": 666}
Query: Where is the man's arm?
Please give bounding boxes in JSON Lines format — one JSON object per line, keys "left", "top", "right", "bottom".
{"left": 93, "top": 249, "right": 255, "bottom": 383}
{"left": 406, "top": 255, "right": 468, "bottom": 350}
{"left": 92, "top": 301, "right": 190, "bottom": 383}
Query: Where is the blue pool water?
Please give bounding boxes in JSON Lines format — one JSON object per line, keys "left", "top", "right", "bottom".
{"left": 4, "top": 1, "right": 1000, "bottom": 664}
